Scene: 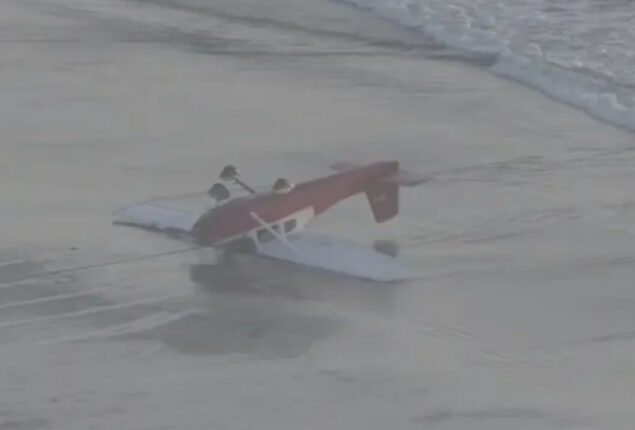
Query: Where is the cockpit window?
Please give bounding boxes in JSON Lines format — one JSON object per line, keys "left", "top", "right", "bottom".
{"left": 257, "top": 224, "right": 279, "bottom": 242}
{"left": 283, "top": 219, "right": 296, "bottom": 233}
{"left": 257, "top": 229, "right": 273, "bottom": 242}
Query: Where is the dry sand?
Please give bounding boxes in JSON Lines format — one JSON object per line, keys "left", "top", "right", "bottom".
{"left": 2, "top": 0, "right": 635, "bottom": 429}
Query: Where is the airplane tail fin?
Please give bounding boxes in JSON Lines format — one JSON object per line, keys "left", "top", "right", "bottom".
{"left": 331, "top": 161, "right": 428, "bottom": 223}
{"left": 365, "top": 180, "right": 399, "bottom": 223}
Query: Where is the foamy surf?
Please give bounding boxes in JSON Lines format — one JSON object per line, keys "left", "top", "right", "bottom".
{"left": 338, "top": 0, "right": 635, "bottom": 131}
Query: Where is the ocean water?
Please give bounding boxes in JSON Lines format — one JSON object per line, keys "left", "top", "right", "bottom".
{"left": 339, "top": 0, "right": 635, "bottom": 131}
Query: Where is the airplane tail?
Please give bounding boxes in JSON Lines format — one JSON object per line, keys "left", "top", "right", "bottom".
{"left": 331, "top": 161, "right": 429, "bottom": 186}
{"left": 331, "top": 161, "right": 428, "bottom": 223}
{"left": 365, "top": 180, "right": 399, "bottom": 223}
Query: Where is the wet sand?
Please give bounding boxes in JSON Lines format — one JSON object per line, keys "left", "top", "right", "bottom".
{"left": 2, "top": 0, "right": 635, "bottom": 429}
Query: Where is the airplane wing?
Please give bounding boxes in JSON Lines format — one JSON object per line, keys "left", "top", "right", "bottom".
{"left": 247, "top": 210, "right": 410, "bottom": 282}
{"left": 255, "top": 232, "right": 411, "bottom": 282}
{"left": 112, "top": 194, "right": 210, "bottom": 238}
{"left": 114, "top": 196, "right": 411, "bottom": 282}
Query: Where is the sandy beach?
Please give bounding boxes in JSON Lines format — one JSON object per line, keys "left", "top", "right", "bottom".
{"left": 2, "top": 0, "right": 635, "bottom": 428}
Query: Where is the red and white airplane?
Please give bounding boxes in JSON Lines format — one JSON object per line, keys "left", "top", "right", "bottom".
{"left": 114, "top": 161, "right": 426, "bottom": 281}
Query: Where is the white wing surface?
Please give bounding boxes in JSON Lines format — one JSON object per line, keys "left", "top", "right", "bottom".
{"left": 256, "top": 232, "right": 410, "bottom": 282}
{"left": 113, "top": 194, "right": 210, "bottom": 236}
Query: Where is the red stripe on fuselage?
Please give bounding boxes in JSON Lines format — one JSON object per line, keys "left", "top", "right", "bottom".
{"left": 192, "top": 161, "right": 398, "bottom": 245}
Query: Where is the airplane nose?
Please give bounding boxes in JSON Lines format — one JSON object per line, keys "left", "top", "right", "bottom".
{"left": 191, "top": 216, "right": 212, "bottom": 246}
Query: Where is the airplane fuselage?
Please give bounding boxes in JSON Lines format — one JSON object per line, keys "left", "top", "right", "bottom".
{"left": 191, "top": 161, "right": 398, "bottom": 247}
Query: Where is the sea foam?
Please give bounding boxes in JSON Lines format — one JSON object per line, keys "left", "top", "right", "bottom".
{"left": 339, "top": 0, "right": 635, "bottom": 131}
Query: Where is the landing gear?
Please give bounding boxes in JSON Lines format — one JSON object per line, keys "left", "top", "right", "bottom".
{"left": 272, "top": 178, "right": 294, "bottom": 193}
{"left": 220, "top": 165, "right": 239, "bottom": 181}
{"left": 208, "top": 182, "right": 230, "bottom": 202}
{"left": 220, "top": 165, "right": 256, "bottom": 194}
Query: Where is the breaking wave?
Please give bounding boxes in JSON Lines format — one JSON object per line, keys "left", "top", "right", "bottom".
{"left": 338, "top": 0, "right": 635, "bottom": 131}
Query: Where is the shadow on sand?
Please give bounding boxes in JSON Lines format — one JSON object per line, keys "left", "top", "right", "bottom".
{"left": 117, "top": 253, "right": 400, "bottom": 358}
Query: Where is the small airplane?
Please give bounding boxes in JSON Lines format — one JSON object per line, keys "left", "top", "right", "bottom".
{"left": 114, "top": 161, "right": 427, "bottom": 282}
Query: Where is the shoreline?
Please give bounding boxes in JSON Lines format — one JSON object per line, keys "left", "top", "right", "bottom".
{"left": 339, "top": 0, "right": 635, "bottom": 132}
